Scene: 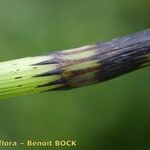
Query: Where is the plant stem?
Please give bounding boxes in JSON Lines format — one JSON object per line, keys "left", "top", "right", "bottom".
{"left": 0, "top": 29, "right": 150, "bottom": 100}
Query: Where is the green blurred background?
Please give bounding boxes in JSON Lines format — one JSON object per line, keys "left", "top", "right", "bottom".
{"left": 0, "top": 0, "right": 149, "bottom": 149}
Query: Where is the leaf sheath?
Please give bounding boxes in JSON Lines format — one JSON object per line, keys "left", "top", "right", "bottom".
{"left": 0, "top": 29, "right": 150, "bottom": 100}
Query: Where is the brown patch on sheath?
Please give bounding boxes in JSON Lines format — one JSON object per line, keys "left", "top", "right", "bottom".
{"left": 64, "top": 65, "right": 100, "bottom": 78}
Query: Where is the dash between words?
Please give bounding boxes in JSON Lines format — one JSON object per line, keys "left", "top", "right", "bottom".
{"left": 0, "top": 140, "right": 77, "bottom": 147}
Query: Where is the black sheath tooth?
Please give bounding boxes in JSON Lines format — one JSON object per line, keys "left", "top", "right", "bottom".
{"left": 32, "top": 58, "right": 59, "bottom": 65}
{"left": 37, "top": 78, "right": 67, "bottom": 88}
{"left": 34, "top": 69, "right": 62, "bottom": 77}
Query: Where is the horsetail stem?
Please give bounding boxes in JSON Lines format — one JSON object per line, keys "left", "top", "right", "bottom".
{"left": 0, "top": 29, "right": 150, "bottom": 100}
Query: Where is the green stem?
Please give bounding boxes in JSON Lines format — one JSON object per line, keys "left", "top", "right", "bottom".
{"left": 0, "top": 29, "right": 150, "bottom": 100}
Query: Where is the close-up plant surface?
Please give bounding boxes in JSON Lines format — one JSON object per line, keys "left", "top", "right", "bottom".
{"left": 0, "top": 0, "right": 149, "bottom": 150}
